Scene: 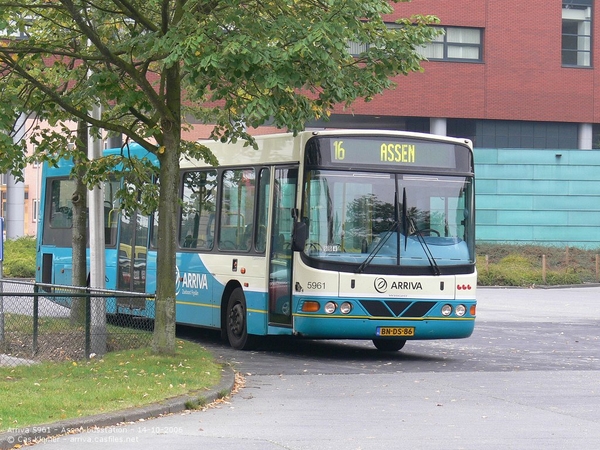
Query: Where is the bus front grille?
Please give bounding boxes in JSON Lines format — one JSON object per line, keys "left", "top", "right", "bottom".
{"left": 359, "top": 300, "right": 436, "bottom": 318}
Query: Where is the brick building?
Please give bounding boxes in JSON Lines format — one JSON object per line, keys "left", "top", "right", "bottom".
{"left": 316, "top": 0, "right": 599, "bottom": 150}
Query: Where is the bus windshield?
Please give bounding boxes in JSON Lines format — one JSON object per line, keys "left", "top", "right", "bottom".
{"left": 302, "top": 169, "right": 475, "bottom": 273}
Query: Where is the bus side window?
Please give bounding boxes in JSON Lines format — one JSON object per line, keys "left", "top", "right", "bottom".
{"left": 50, "top": 208, "right": 72, "bottom": 228}
{"left": 49, "top": 179, "right": 74, "bottom": 228}
{"left": 219, "top": 169, "right": 255, "bottom": 251}
{"left": 104, "top": 180, "right": 120, "bottom": 246}
{"left": 255, "top": 168, "right": 270, "bottom": 253}
{"left": 105, "top": 206, "right": 118, "bottom": 245}
{"left": 179, "top": 170, "right": 217, "bottom": 251}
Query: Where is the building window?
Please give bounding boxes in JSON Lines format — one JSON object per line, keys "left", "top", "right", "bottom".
{"left": 562, "top": 0, "right": 593, "bottom": 67}
{"left": 349, "top": 25, "right": 482, "bottom": 62}
{"left": 347, "top": 23, "right": 403, "bottom": 56}
{"left": 419, "top": 27, "right": 483, "bottom": 62}
{"left": 347, "top": 40, "right": 368, "bottom": 56}
{"left": 592, "top": 124, "right": 600, "bottom": 148}
{"left": 0, "top": 16, "right": 32, "bottom": 40}
{"left": 32, "top": 199, "right": 39, "bottom": 223}
{"left": 476, "top": 120, "right": 578, "bottom": 149}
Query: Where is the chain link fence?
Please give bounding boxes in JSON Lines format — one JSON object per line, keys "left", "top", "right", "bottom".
{"left": 0, "top": 279, "right": 154, "bottom": 367}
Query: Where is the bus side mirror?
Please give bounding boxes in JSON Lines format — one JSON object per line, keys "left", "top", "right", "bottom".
{"left": 291, "top": 221, "right": 307, "bottom": 252}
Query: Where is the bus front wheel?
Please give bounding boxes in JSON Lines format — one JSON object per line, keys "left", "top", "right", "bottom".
{"left": 372, "top": 338, "right": 407, "bottom": 352}
{"left": 226, "top": 287, "right": 256, "bottom": 350}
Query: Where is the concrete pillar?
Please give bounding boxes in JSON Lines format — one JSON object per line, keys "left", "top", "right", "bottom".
{"left": 5, "top": 113, "right": 27, "bottom": 239}
{"left": 5, "top": 175, "right": 24, "bottom": 239}
{"left": 578, "top": 123, "right": 593, "bottom": 150}
{"left": 430, "top": 118, "right": 447, "bottom": 136}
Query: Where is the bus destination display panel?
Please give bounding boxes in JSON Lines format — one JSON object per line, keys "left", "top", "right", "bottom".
{"left": 320, "top": 137, "right": 471, "bottom": 171}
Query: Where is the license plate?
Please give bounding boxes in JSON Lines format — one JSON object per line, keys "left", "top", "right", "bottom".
{"left": 376, "top": 327, "right": 415, "bottom": 337}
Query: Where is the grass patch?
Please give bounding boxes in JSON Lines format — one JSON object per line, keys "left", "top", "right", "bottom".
{"left": 477, "top": 243, "right": 600, "bottom": 286}
{"left": 0, "top": 340, "right": 221, "bottom": 432}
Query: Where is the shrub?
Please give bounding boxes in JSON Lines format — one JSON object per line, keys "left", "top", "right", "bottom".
{"left": 476, "top": 243, "right": 595, "bottom": 286}
{"left": 2, "top": 236, "right": 36, "bottom": 278}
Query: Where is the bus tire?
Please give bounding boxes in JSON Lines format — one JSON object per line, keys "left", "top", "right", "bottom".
{"left": 226, "top": 287, "right": 256, "bottom": 350}
{"left": 372, "top": 338, "right": 407, "bottom": 352}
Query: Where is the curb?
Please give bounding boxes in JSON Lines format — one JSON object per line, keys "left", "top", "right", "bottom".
{"left": 0, "top": 365, "right": 235, "bottom": 449}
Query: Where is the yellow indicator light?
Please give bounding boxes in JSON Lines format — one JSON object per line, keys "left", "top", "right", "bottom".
{"left": 301, "top": 301, "right": 320, "bottom": 312}
{"left": 470, "top": 305, "right": 477, "bottom": 316}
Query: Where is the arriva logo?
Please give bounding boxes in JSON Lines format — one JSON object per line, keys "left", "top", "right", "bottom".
{"left": 175, "top": 266, "right": 209, "bottom": 295}
{"left": 374, "top": 277, "right": 423, "bottom": 293}
{"left": 374, "top": 277, "right": 388, "bottom": 293}
{"left": 175, "top": 266, "right": 181, "bottom": 294}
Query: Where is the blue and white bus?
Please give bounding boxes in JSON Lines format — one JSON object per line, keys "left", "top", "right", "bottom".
{"left": 36, "top": 130, "right": 476, "bottom": 351}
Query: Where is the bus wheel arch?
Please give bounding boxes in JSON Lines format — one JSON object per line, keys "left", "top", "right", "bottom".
{"left": 222, "top": 283, "right": 256, "bottom": 350}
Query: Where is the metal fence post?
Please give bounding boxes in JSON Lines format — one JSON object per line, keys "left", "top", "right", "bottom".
{"left": 85, "top": 289, "right": 91, "bottom": 359}
{"left": 0, "top": 275, "right": 4, "bottom": 346}
{"left": 0, "top": 221, "right": 4, "bottom": 345}
{"left": 33, "top": 284, "right": 39, "bottom": 355}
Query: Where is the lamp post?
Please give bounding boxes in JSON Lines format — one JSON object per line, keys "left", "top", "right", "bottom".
{"left": 88, "top": 104, "right": 107, "bottom": 356}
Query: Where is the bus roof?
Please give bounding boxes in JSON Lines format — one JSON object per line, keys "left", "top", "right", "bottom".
{"left": 182, "top": 129, "right": 473, "bottom": 169}
{"left": 103, "top": 142, "right": 157, "bottom": 162}
{"left": 44, "top": 130, "right": 472, "bottom": 175}
{"left": 184, "top": 132, "right": 302, "bottom": 169}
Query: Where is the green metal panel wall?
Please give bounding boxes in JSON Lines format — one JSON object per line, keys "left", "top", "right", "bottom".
{"left": 474, "top": 148, "right": 600, "bottom": 249}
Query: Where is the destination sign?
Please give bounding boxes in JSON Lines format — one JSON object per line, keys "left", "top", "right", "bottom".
{"left": 325, "top": 137, "right": 467, "bottom": 170}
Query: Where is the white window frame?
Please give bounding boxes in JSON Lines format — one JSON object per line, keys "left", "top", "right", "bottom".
{"left": 562, "top": 0, "right": 593, "bottom": 67}
{"left": 418, "top": 26, "right": 483, "bottom": 62}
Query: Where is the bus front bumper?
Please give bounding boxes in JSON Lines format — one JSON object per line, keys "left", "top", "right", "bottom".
{"left": 292, "top": 314, "right": 475, "bottom": 340}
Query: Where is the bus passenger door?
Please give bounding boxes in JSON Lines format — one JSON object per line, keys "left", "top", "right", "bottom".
{"left": 117, "top": 209, "right": 149, "bottom": 309}
{"left": 268, "top": 166, "right": 298, "bottom": 326}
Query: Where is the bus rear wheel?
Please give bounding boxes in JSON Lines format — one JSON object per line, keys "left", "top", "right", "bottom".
{"left": 372, "top": 338, "right": 407, "bottom": 352}
{"left": 226, "top": 287, "right": 256, "bottom": 350}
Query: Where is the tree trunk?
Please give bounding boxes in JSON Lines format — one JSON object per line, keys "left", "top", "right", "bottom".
{"left": 152, "top": 65, "right": 181, "bottom": 355}
{"left": 70, "top": 122, "right": 88, "bottom": 324}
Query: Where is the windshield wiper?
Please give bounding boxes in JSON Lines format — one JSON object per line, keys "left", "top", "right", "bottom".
{"left": 408, "top": 217, "right": 441, "bottom": 276}
{"left": 356, "top": 220, "right": 398, "bottom": 274}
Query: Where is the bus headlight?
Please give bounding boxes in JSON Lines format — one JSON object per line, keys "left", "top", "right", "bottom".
{"left": 324, "top": 302, "right": 337, "bottom": 314}
{"left": 340, "top": 302, "right": 352, "bottom": 314}
{"left": 441, "top": 304, "right": 453, "bottom": 316}
{"left": 455, "top": 304, "right": 467, "bottom": 317}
